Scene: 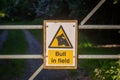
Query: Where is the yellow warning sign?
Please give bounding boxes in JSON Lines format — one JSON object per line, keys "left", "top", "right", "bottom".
{"left": 48, "top": 50, "right": 73, "bottom": 64}
{"left": 49, "top": 26, "right": 73, "bottom": 48}
{"left": 44, "top": 20, "right": 78, "bottom": 69}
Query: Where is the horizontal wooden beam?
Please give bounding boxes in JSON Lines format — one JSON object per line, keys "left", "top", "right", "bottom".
{"left": 0, "top": 25, "right": 43, "bottom": 29}
{"left": 79, "top": 25, "right": 120, "bottom": 29}
{"left": 0, "top": 54, "right": 119, "bottom": 59}
{"left": 0, "top": 55, "right": 43, "bottom": 59}
{"left": 78, "top": 55, "right": 120, "bottom": 59}
{"left": 0, "top": 25, "right": 120, "bottom": 29}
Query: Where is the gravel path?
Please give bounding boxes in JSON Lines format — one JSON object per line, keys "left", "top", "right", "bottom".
{"left": 23, "top": 30, "right": 68, "bottom": 80}
{"left": 21, "top": 30, "right": 43, "bottom": 80}
{"left": 0, "top": 30, "right": 8, "bottom": 50}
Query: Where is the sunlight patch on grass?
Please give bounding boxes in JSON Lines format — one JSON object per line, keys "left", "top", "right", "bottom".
{"left": 0, "top": 12, "right": 5, "bottom": 17}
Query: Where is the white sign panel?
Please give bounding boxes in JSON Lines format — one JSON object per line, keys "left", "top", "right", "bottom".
{"left": 44, "top": 20, "right": 78, "bottom": 69}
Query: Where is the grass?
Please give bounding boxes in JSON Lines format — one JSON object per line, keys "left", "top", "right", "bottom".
{"left": 1, "top": 30, "right": 28, "bottom": 54}
{"left": 0, "top": 30, "right": 3, "bottom": 34}
{"left": 0, "top": 30, "right": 28, "bottom": 79}
{"left": 0, "top": 60, "right": 26, "bottom": 79}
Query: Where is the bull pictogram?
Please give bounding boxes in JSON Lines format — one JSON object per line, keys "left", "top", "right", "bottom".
{"left": 56, "top": 34, "right": 69, "bottom": 46}
{"left": 49, "top": 26, "right": 73, "bottom": 48}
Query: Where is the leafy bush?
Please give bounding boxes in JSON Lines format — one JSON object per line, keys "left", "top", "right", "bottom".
{"left": 93, "top": 60, "right": 120, "bottom": 80}
{"left": 80, "top": 59, "right": 120, "bottom": 80}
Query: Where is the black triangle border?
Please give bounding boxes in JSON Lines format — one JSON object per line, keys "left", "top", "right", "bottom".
{"left": 48, "top": 25, "right": 73, "bottom": 48}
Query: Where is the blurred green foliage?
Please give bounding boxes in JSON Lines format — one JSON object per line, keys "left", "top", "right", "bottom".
{"left": 93, "top": 60, "right": 120, "bottom": 80}
{"left": 113, "top": 0, "right": 120, "bottom": 4}
{"left": 79, "top": 59, "right": 120, "bottom": 80}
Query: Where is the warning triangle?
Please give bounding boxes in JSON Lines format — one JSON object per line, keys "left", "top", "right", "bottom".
{"left": 49, "top": 26, "right": 73, "bottom": 48}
